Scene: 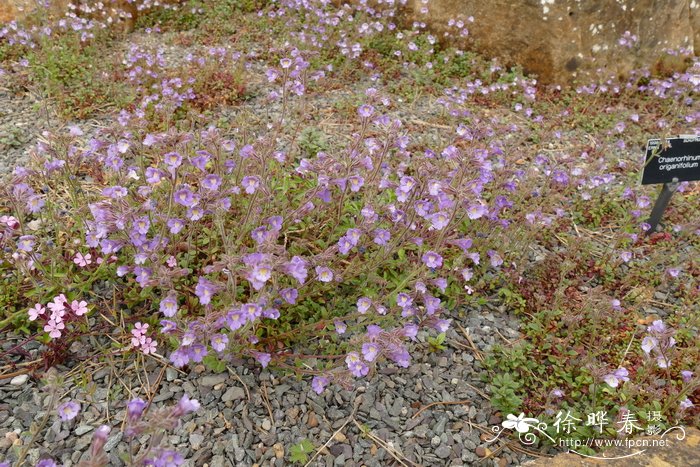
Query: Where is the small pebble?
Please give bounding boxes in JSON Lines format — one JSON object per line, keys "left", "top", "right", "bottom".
{"left": 10, "top": 374, "right": 28, "bottom": 386}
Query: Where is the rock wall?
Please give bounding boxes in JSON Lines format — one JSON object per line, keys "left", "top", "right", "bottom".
{"left": 404, "top": 0, "right": 699, "bottom": 84}
{"left": 2, "top": 0, "right": 699, "bottom": 84}
{"left": 0, "top": 0, "right": 32, "bottom": 23}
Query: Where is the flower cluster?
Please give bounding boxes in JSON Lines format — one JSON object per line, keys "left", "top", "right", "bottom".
{"left": 131, "top": 322, "right": 158, "bottom": 355}
{"left": 641, "top": 319, "right": 676, "bottom": 369}
{"left": 28, "top": 294, "right": 89, "bottom": 340}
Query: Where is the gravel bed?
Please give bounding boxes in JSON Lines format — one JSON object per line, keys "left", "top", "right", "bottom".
{"left": 0, "top": 302, "right": 527, "bottom": 466}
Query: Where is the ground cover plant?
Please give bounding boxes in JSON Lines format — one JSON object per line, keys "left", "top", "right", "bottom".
{"left": 0, "top": 0, "right": 698, "bottom": 465}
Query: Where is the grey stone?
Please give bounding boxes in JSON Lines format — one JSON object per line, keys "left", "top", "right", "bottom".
{"left": 190, "top": 432, "right": 205, "bottom": 450}
{"left": 75, "top": 425, "right": 94, "bottom": 436}
{"left": 222, "top": 387, "right": 246, "bottom": 402}
{"left": 104, "top": 431, "right": 123, "bottom": 452}
{"left": 200, "top": 375, "right": 227, "bottom": 387}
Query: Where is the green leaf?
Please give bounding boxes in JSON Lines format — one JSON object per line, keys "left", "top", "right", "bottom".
{"left": 289, "top": 438, "right": 315, "bottom": 464}
{"left": 202, "top": 354, "right": 227, "bottom": 373}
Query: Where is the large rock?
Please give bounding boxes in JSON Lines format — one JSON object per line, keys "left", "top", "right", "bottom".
{"left": 403, "top": 0, "right": 700, "bottom": 84}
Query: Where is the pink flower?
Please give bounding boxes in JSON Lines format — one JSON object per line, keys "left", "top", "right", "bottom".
{"left": 71, "top": 300, "right": 88, "bottom": 316}
{"left": 48, "top": 294, "right": 67, "bottom": 311}
{"left": 140, "top": 337, "right": 157, "bottom": 355}
{"left": 28, "top": 303, "right": 45, "bottom": 321}
{"left": 133, "top": 322, "right": 149, "bottom": 336}
{"left": 73, "top": 252, "right": 92, "bottom": 267}
{"left": 44, "top": 319, "right": 65, "bottom": 339}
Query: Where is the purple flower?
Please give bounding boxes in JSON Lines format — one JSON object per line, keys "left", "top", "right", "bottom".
{"left": 648, "top": 320, "right": 666, "bottom": 334}
{"left": 396, "top": 293, "right": 413, "bottom": 308}
{"left": 154, "top": 450, "right": 184, "bottom": 466}
{"left": 190, "top": 152, "right": 210, "bottom": 171}
{"left": 58, "top": 400, "right": 81, "bottom": 421}
{"left": 667, "top": 267, "right": 681, "bottom": 278}
{"left": 26, "top": 195, "right": 45, "bottom": 213}
{"left": 160, "top": 320, "right": 178, "bottom": 334}
{"left": 334, "top": 319, "right": 347, "bottom": 334}
{"left": 429, "top": 212, "right": 449, "bottom": 230}
{"left": 253, "top": 352, "right": 272, "bottom": 368}
{"left": 268, "top": 216, "right": 283, "bottom": 231}
{"left": 241, "top": 176, "right": 260, "bottom": 194}
{"left": 195, "top": 277, "right": 217, "bottom": 305}
{"left": 387, "top": 347, "right": 411, "bottom": 367}
{"left": 263, "top": 308, "right": 280, "bottom": 319}
{"left": 311, "top": 376, "right": 330, "bottom": 394}
{"left": 424, "top": 295, "right": 441, "bottom": 314}
{"left": 641, "top": 336, "right": 658, "bottom": 354}
{"left": 345, "top": 352, "right": 369, "bottom": 377}
{"left": 398, "top": 176, "right": 416, "bottom": 193}
{"left": 402, "top": 323, "right": 418, "bottom": 340}
{"left": 174, "top": 394, "right": 200, "bottom": 416}
{"left": 657, "top": 356, "right": 670, "bottom": 368}
{"left": 202, "top": 174, "right": 222, "bottom": 191}
{"left": 134, "top": 266, "right": 152, "bottom": 288}
{"left": 488, "top": 250, "right": 503, "bottom": 268}
{"left": 361, "top": 342, "right": 380, "bottom": 362}
{"left": 251, "top": 226, "right": 269, "bottom": 244}
{"left": 550, "top": 388, "right": 565, "bottom": 398}
{"left": 145, "top": 167, "right": 165, "bottom": 184}
{"left": 17, "top": 235, "right": 36, "bottom": 252}
{"left": 163, "top": 151, "right": 182, "bottom": 168}
{"left": 241, "top": 303, "right": 262, "bottom": 322}
{"left": 174, "top": 187, "right": 197, "bottom": 207}
{"left": 226, "top": 309, "right": 246, "bottom": 331}
{"left": 127, "top": 398, "right": 147, "bottom": 420}
{"left": 285, "top": 256, "right": 308, "bottom": 284}
{"left": 603, "top": 367, "right": 630, "bottom": 388}
{"left": 357, "top": 297, "right": 372, "bottom": 314}
{"left": 133, "top": 216, "right": 151, "bottom": 235}
{"left": 167, "top": 218, "right": 185, "bottom": 234}
{"left": 348, "top": 175, "right": 364, "bottom": 192}
{"left": 432, "top": 319, "right": 451, "bottom": 332}
{"left": 211, "top": 334, "right": 229, "bottom": 352}
{"left": 315, "top": 266, "right": 334, "bottom": 282}
{"left": 681, "top": 370, "right": 693, "bottom": 382}
{"left": 421, "top": 251, "right": 443, "bottom": 269}
{"left": 680, "top": 398, "right": 694, "bottom": 410}
{"left": 188, "top": 344, "right": 208, "bottom": 363}
{"left": 90, "top": 425, "right": 111, "bottom": 457}
{"left": 338, "top": 236, "right": 353, "bottom": 255}
{"left": 36, "top": 460, "right": 58, "bottom": 467}
{"left": 346, "top": 228, "right": 362, "bottom": 246}
{"left": 373, "top": 229, "right": 390, "bottom": 245}
{"left": 280, "top": 288, "right": 298, "bottom": 304}
{"left": 251, "top": 263, "right": 272, "bottom": 284}
{"left": 102, "top": 185, "right": 127, "bottom": 199}
{"left": 159, "top": 293, "right": 178, "bottom": 317}
{"left": 620, "top": 251, "right": 632, "bottom": 263}
{"left": 467, "top": 203, "right": 487, "bottom": 220}
{"left": 358, "top": 104, "right": 374, "bottom": 119}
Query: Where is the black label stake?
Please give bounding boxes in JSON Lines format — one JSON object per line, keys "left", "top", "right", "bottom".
{"left": 645, "top": 178, "right": 679, "bottom": 235}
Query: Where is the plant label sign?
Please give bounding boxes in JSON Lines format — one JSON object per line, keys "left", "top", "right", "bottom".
{"left": 641, "top": 136, "right": 700, "bottom": 185}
